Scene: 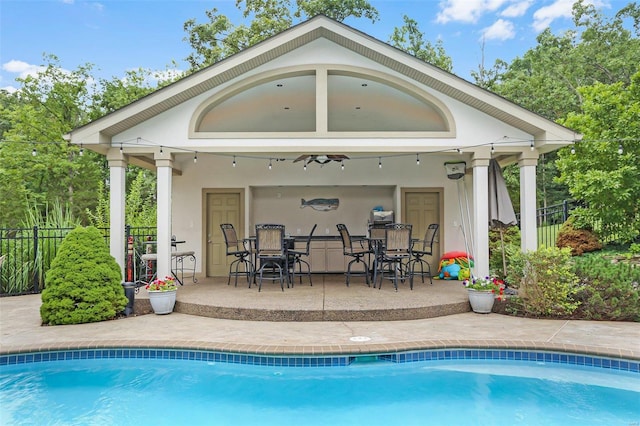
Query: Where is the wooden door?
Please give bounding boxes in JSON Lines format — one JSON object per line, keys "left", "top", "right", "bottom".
{"left": 206, "top": 191, "right": 244, "bottom": 277}
{"left": 403, "top": 189, "right": 442, "bottom": 262}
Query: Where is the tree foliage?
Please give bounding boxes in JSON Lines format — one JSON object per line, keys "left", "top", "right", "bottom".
{"left": 475, "top": 1, "right": 640, "bottom": 211}
{"left": 387, "top": 15, "right": 453, "bottom": 72}
{"left": 556, "top": 71, "right": 640, "bottom": 243}
{"left": 183, "top": 0, "right": 378, "bottom": 70}
{"left": 0, "top": 55, "right": 102, "bottom": 227}
{"left": 478, "top": 1, "right": 640, "bottom": 121}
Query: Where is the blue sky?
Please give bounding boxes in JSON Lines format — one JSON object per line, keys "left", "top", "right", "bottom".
{"left": 0, "top": 0, "right": 623, "bottom": 92}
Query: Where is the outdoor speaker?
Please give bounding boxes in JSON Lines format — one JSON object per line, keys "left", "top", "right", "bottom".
{"left": 444, "top": 161, "right": 466, "bottom": 180}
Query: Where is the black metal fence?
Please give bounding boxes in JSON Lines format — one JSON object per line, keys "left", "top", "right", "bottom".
{"left": 533, "top": 200, "right": 578, "bottom": 248}
{"left": 0, "top": 226, "right": 156, "bottom": 296}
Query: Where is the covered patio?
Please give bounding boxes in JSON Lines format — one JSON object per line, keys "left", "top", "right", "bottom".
{"left": 65, "top": 16, "right": 579, "bottom": 283}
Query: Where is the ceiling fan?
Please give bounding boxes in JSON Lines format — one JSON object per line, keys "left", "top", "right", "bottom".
{"left": 293, "top": 154, "right": 350, "bottom": 165}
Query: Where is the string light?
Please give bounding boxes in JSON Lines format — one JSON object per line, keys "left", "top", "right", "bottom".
{"left": 18, "top": 135, "right": 636, "bottom": 166}
{"left": 31, "top": 147, "right": 37, "bottom": 156}
{"left": 341, "top": 160, "right": 344, "bottom": 171}
{"left": 268, "top": 159, "right": 272, "bottom": 170}
{"left": 303, "top": 161, "right": 307, "bottom": 171}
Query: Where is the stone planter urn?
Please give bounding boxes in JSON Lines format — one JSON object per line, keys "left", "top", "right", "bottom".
{"left": 148, "top": 289, "right": 177, "bottom": 314}
{"left": 467, "top": 289, "right": 495, "bottom": 314}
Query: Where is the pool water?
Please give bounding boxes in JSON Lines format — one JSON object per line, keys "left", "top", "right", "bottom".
{"left": 1, "top": 357, "right": 638, "bottom": 425}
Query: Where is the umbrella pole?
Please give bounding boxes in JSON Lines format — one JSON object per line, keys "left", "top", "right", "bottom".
{"left": 500, "top": 227, "right": 507, "bottom": 278}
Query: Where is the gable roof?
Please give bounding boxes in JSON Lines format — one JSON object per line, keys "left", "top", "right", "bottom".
{"left": 67, "top": 15, "right": 578, "bottom": 151}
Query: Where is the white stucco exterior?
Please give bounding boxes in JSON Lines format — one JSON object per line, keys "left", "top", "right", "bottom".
{"left": 66, "top": 16, "right": 578, "bottom": 281}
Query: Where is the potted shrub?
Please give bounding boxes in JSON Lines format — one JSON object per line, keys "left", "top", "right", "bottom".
{"left": 146, "top": 276, "right": 177, "bottom": 314}
{"left": 40, "top": 226, "right": 128, "bottom": 325}
{"left": 462, "top": 276, "right": 504, "bottom": 313}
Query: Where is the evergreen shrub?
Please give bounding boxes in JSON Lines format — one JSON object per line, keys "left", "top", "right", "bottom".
{"left": 572, "top": 253, "right": 640, "bottom": 321}
{"left": 40, "top": 226, "right": 127, "bottom": 325}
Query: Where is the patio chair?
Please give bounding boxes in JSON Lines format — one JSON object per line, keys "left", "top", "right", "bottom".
{"left": 409, "top": 223, "right": 439, "bottom": 285}
{"left": 220, "top": 223, "right": 254, "bottom": 287}
{"left": 337, "top": 223, "right": 372, "bottom": 287}
{"left": 376, "top": 223, "right": 413, "bottom": 291}
{"left": 288, "top": 224, "right": 317, "bottom": 286}
{"left": 255, "top": 224, "right": 288, "bottom": 291}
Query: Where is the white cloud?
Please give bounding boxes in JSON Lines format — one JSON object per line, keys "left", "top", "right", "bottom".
{"left": 532, "top": 0, "right": 608, "bottom": 32}
{"left": 501, "top": 0, "right": 533, "bottom": 18}
{"left": 1, "top": 85, "right": 18, "bottom": 94}
{"left": 481, "top": 19, "right": 516, "bottom": 41}
{"left": 2, "top": 60, "right": 46, "bottom": 79}
{"left": 437, "top": 0, "right": 509, "bottom": 24}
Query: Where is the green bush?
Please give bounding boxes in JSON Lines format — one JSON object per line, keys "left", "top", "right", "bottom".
{"left": 572, "top": 253, "right": 640, "bottom": 321}
{"left": 506, "top": 246, "right": 580, "bottom": 317}
{"left": 40, "top": 226, "right": 127, "bottom": 325}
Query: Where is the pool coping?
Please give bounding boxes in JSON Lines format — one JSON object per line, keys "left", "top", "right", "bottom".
{"left": 2, "top": 339, "right": 638, "bottom": 361}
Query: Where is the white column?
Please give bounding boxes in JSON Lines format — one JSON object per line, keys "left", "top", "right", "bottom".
{"left": 155, "top": 154, "right": 173, "bottom": 279}
{"left": 107, "top": 150, "right": 127, "bottom": 277}
{"left": 519, "top": 153, "right": 539, "bottom": 252}
{"left": 471, "top": 152, "right": 491, "bottom": 278}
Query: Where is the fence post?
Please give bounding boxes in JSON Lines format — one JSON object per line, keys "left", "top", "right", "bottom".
{"left": 563, "top": 200, "right": 569, "bottom": 223}
{"left": 33, "top": 226, "right": 39, "bottom": 293}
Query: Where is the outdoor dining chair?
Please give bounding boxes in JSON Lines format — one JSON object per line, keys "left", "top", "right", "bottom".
{"left": 376, "top": 223, "right": 413, "bottom": 291}
{"left": 220, "top": 223, "right": 254, "bottom": 287}
{"left": 288, "top": 224, "right": 317, "bottom": 286}
{"left": 337, "top": 223, "right": 372, "bottom": 287}
{"left": 255, "top": 224, "right": 288, "bottom": 291}
{"left": 409, "top": 223, "right": 439, "bottom": 285}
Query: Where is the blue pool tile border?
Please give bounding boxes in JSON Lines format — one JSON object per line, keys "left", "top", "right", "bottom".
{"left": 1, "top": 349, "right": 638, "bottom": 373}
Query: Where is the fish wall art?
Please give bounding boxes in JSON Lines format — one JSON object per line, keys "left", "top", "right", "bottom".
{"left": 300, "top": 198, "right": 339, "bottom": 211}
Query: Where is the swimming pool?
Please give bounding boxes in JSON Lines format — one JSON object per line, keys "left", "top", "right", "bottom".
{"left": 1, "top": 349, "right": 638, "bottom": 425}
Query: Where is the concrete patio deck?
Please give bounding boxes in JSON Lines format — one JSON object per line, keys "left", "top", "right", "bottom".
{"left": 1, "top": 275, "right": 639, "bottom": 360}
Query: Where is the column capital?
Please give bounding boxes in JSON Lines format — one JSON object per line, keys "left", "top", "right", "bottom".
{"left": 471, "top": 147, "right": 492, "bottom": 167}
{"left": 106, "top": 148, "right": 128, "bottom": 167}
{"left": 154, "top": 152, "right": 174, "bottom": 168}
{"left": 518, "top": 151, "right": 539, "bottom": 167}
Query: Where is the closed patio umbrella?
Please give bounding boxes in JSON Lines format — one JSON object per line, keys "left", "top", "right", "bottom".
{"left": 488, "top": 159, "right": 517, "bottom": 277}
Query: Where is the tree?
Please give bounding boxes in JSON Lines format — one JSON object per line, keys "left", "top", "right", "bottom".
{"left": 388, "top": 15, "right": 453, "bottom": 72}
{"left": 0, "top": 55, "right": 102, "bottom": 227}
{"left": 482, "top": 1, "right": 640, "bottom": 121}
{"left": 477, "top": 1, "right": 639, "bottom": 211}
{"left": 183, "top": 0, "right": 378, "bottom": 70}
{"left": 556, "top": 71, "right": 640, "bottom": 244}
